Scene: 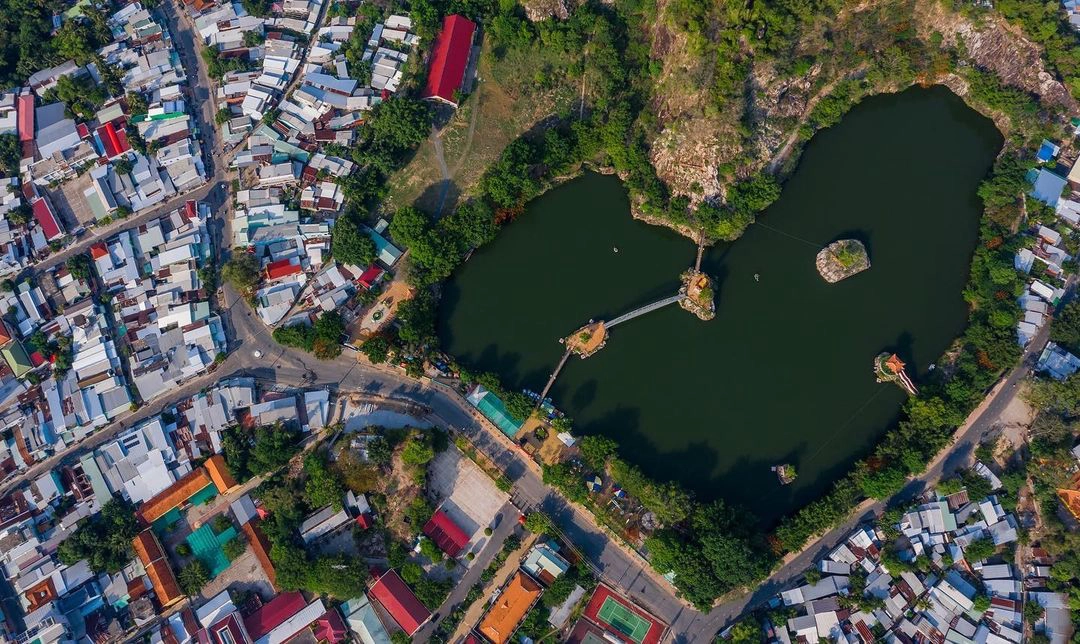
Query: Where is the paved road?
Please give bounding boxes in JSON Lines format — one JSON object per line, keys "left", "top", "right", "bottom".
{"left": 2, "top": 254, "right": 1054, "bottom": 644}
{"left": 1, "top": 5, "right": 1061, "bottom": 642}
{"left": 412, "top": 501, "right": 520, "bottom": 642}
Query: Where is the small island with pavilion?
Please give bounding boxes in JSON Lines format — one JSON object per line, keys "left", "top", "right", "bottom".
{"left": 875, "top": 352, "right": 918, "bottom": 396}
{"left": 816, "top": 239, "right": 870, "bottom": 283}
{"left": 680, "top": 270, "right": 716, "bottom": 320}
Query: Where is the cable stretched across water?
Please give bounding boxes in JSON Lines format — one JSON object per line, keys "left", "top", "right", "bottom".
{"left": 752, "top": 220, "right": 823, "bottom": 249}
{"left": 749, "top": 385, "right": 891, "bottom": 506}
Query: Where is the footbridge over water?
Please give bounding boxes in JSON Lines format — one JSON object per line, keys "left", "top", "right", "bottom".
{"left": 606, "top": 294, "right": 686, "bottom": 328}
{"left": 536, "top": 293, "right": 688, "bottom": 404}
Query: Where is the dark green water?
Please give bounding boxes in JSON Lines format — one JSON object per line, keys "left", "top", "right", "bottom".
{"left": 438, "top": 86, "right": 1003, "bottom": 521}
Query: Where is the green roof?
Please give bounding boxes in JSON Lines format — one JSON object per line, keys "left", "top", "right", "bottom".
{"left": 476, "top": 392, "right": 523, "bottom": 438}
{"left": 2, "top": 341, "right": 33, "bottom": 377}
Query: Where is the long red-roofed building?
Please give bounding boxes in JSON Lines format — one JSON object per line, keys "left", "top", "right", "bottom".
{"left": 31, "top": 197, "right": 64, "bottom": 241}
{"left": 243, "top": 591, "right": 307, "bottom": 641}
{"left": 423, "top": 508, "right": 469, "bottom": 557}
{"left": 369, "top": 570, "right": 430, "bottom": 636}
{"left": 422, "top": 15, "right": 476, "bottom": 107}
{"left": 265, "top": 258, "right": 303, "bottom": 281}
{"left": 17, "top": 94, "right": 34, "bottom": 142}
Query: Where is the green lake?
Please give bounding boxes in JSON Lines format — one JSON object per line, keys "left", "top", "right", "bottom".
{"left": 437, "top": 86, "right": 1003, "bottom": 521}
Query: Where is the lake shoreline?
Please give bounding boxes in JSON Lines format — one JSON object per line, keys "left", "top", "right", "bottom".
{"left": 437, "top": 85, "right": 1002, "bottom": 518}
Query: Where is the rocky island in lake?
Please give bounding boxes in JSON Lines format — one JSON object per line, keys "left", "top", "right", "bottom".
{"left": 816, "top": 239, "right": 870, "bottom": 283}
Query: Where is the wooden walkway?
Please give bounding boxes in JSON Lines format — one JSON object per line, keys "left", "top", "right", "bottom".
{"left": 538, "top": 347, "right": 573, "bottom": 404}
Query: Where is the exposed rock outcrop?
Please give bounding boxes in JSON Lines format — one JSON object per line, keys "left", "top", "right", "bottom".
{"left": 816, "top": 240, "right": 870, "bottom": 283}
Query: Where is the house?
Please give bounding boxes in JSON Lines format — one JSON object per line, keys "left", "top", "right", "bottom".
{"left": 478, "top": 571, "right": 543, "bottom": 644}
{"left": 1036, "top": 140, "right": 1060, "bottom": 163}
{"left": 340, "top": 596, "right": 392, "bottom": 644}
{"left": 96, "top": 121, "right": 131, "bottom": 160}
{"left": 31, "top": 197, "right": 64, "bottom": 242}
{"left": 423, "top": 508, "right": 470, "bottom": 558}
{"left": 1036, "top": 342, "right": 1080, "bottom": 381}
{"left": 298, "top": 505, "right": 351, "bottom": 544}
{"left": 523, "top": 542, "right": 571, "bottom": 584}
{"left": 132, "top": 529, "right": 183, "bottom": 608}
{"left": 363, "top": 226, "right": 402, "bottom": 267}
{"left": 421, "top": 15, "right": 476, "bottom": 106}
{"left": 243, "top": 591, "right": 307, "bottom": 642}
{"left": 194, "top": 591, "right": 252, "bottom": 644}
{"left": 368, "top": 570, "right": 430, "bottom": 636}
{"left": 1030, "top": 168, "right": 1069, "bottom": 207}
{"left": 35, "top": 102, "right": 81, "bottom": 159}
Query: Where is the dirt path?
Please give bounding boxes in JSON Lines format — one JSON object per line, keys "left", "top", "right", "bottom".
{"left": 766, "top": 66, "right": 866, "bottom": 173}
{"left": 449, "top": 89, "right": 483, "bottom": 179}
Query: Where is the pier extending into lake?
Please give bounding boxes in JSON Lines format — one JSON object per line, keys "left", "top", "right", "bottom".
{"left": 536, "top": 293, "right": 689, "bottom": 404}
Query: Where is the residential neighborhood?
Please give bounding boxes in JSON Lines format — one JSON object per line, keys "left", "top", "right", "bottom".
{"left": 2, "top": 0, "right": 1080, "bottom": 643}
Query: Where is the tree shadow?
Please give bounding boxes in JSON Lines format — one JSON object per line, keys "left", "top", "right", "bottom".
{"left": 412, "top": 179, "right": 461, "bottom": 217}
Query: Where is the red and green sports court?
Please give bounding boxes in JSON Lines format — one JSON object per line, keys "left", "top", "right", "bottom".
{"left": 582, "top": 584, "right": 667, "bottom": 644}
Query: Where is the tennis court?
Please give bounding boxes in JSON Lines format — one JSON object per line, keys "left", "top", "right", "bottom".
{"left": 581, "top": 584, "right": 666, "bottom": 644}
{"left": 186, "top": 524, "right": 238, "bottom": 576}
{"left": 596, "top": 597, "right": 651, "bottom": 644}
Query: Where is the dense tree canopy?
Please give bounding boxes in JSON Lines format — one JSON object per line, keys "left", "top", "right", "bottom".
{"left": 222, "top": 255, "right": 260, "bottom": 295}
{"left": 58, "top": 499, "right": 139, "bottom": 573}
{"left": 304, "top": 452, "right": 345, "bottom": 510}
{"left": 222, "top": 422, "right": 302, "bottom": 481}
{"left": 331, "top": 212, "right": 377, "bottom": 267}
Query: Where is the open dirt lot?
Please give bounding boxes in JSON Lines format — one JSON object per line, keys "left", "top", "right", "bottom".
{"left": 428, "top": 448, "right": 509, "bottom": 552}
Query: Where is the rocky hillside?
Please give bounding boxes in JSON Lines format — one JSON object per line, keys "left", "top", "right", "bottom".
{"left": 635, "top": 0, "right": 1075, "bottom": 206}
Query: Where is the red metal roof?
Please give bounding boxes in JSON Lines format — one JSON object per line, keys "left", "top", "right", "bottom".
{"left": 75, "top": 122, "right": 90, "bottom": 139}
{"left": 358, "top": 265, "right": 383, "bottom": 288}
{"left": 423, "top": 509, "right": 469, "bottom": 557}
{"left": 243, "top": 591, "right": 307, "bottom": 641}
{"left": 265, "top": 258, "right": 302, "bottom": 280}
{"left": 90, "top": 242, "right": 108, "bottom": 260}
{"left": 313, "top": 611, "right": 347, "bottom": 644}
{"left": 17, "top": 95, "right": 34, "bottom": 142}
{"left": 422, "top": 15, "right": 476, "bottom": 104}
{"left": 96, "top": 122, "right": 131, "bottom": 159}
{"left": 31, "top": 198, "right": 63, "bottom": 240}
{"left": 369, "top": 570, "right": 430, "bottom": 636}
{"left": 184, "top": 200, "right": 197, "bottom": 220}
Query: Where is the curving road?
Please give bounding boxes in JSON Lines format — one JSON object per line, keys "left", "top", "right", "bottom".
{"left": 0, "top": 2, "right": 1062, "bottom": 640}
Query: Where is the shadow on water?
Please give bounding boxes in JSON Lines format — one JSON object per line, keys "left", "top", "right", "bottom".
{"left": 437, "top": 86, "right": 1004, "bottom": 522}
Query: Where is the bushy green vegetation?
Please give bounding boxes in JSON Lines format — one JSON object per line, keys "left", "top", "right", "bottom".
{"left": 202, "top": 47, "right": 254, "bottom": 79}
{"left": 330, "top": 212, "right": 377, "bottom": 267}
{"left": 0, "top": 134, "right": 19, "bottom": 176}
{"left": 256, "top": 473, "right": 370, "bottom": 598}
{"left": 222, "top": 254, "right": 261, "bottom": 296}
{"left": 304, "top": 452, "right": 345, "bottom": 510}
{"left": 0, "top": 2, "right": 112, "bottom": 86}
{"left": 179, "top": 560, "right": 210, "bottom": 595}
{"left": 272, "top": 312, "right": 346, "bottom": 359}
{"left": 44, "top": 72, "right": 107, "bottom": 120}
{"left": 57, "top": 499, "right": 139, "bottom": 573}
{"left": 221, "top": 422, "right": 302, "bottom": 481}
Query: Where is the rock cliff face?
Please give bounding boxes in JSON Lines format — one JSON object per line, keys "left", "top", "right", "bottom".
{"left": 639, "top": 0, "right": 1075, "bottom": 206}
{"left": 915, "top": 0, "right": 1076, "bottom": 113}
{"left": 522, "top": 0, "right": 572, "bottom": 21}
